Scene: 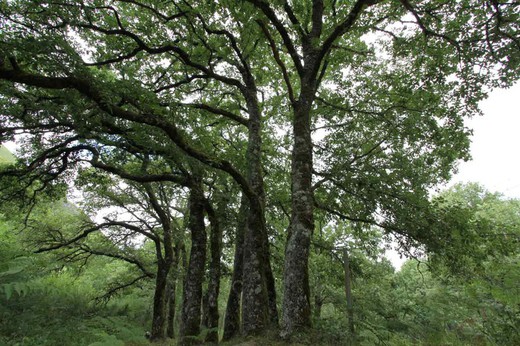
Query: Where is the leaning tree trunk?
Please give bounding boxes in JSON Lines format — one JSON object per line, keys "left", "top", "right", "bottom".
{"left": 180, "top": 179, "right": 207, "bottom": 345}
{"left": 222, "top": 195, "right": 248, "bottom": 340}
{"left": 202, "top": 197, "right": 222, "bottom": 343}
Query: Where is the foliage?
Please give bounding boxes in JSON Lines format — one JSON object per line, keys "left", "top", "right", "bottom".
{"left": 0, "top": 0, "right": 519, "bottom": 343}
{"left": 0, "top": 203, "right": 150, "bottom": 346}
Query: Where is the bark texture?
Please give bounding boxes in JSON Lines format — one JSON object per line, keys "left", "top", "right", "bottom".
{"left": 242, "top": 197, "right": 270, "bottom": 335}
{"left": 222, "top": 196, "right": 248, "bottom": 340}
{"left": 264, "top": 244, "right": 279, "bottom": 325}
{"left": 146, "top": 184, "right": 175, "bottom": 342}
{"left": 241, "top": 86, "right": 276, "bottom": 335}
{"left": 281, "top": 74, "right": 318, "bottom": 337}
{"left": 179, "top": 180, "right": 207, "bottom": 345}
{"left": 167, "top": 240, "right": 183, "bottom": 339}
{"left": 150, "top": 264, "right": 169, "bottom": 341}
{"left": 203, "top": 198, "right": 222, "bottom": 343}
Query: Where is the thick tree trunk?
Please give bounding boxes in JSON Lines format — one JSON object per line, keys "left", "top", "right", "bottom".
{"left": 241, "top": 88, "right": 275, "bottom": 335}
{"left": 281, "top": 88, "right": 316, "bottom": 338}
{"left": 222, "top": 196, "right": 248, "bottom": 340}
{"left": 242, "top": 198, "right": 270, "bottom": 335}
{"left": 180, "top": 180, "right": 207, "bottom": 345}
{"left": 203, "top": 198, "right": 222, "bottom": 343}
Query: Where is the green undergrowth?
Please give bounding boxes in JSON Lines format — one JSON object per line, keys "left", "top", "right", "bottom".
{"left": 219, "top": 325, "right": 490, "bottom": 346}
{"left": 0, "top": 271, "right": 150, "bottom": 346}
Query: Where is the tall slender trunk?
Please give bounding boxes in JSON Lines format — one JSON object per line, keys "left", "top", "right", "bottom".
{"left": 146, "top": 183, "right": 175, "bottom": 342}
{"left": 166, "top": 279, "right": 176, "bottom": 339}
{"left": 241, "top": 87, "right": 275, "bottom": 335}
{"left": 222, "top": 195, "right": 248, "bottom": 340}
{"left": 281, "top": 77, "right": 317, "bottom": 337}
{"left": 203, "top": 198, "right": 222, "bottom": 343}
{"left": 242, "top": 197, "right": 270, "bottom": 335}
{"left": 343, "top": 248, "right": 354, "bottom": 340}
{"left": 180, "top": 179, "right": 207, "bottom": 345}
{"left": 264, "top": 243, "right": 279, "bottom": 325}
{"left": 314, "top": 292, "right": 323, "bottom": 319}
{"left": 167, "top": 241, "right": 183, "bottom": 339}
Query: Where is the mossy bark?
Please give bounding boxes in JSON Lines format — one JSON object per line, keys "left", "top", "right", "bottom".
{"left": 241, "top": 86, "right": 277, "bottom": 335}
{"left": 281, "top": 67, "right": 318, "bottom": 337}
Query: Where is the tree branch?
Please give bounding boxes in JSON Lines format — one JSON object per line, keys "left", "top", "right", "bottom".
{"left": 0, "top": 66, "right": 256, "bottom": 200}
{"left": 319, "top": 0, "right": 375, "bottom": 63}
{"left": 257, "top": 20, "right": 296, "bottom": 105}
{"left": 181, "top": 102, "right": 249, "bottom": 127}
{"left": 245, "top": 0, "right": 304, "bottom": 76}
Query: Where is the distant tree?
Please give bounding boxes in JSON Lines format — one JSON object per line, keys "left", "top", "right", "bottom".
{"left": 426, "top": 183, "right": 520, "bottom": 274}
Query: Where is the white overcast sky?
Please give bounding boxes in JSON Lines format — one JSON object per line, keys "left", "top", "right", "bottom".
{"left": 448, "top": 82, "right": 520, "bottom": 198}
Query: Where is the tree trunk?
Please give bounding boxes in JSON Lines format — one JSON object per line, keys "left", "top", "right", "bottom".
{"left": 166, "top": 279, "right": 176, "bottom": 339}
{"left": 242, "top": 198, "right": 270, "bottom": 335}
{"left": 343, "top": 248, "right": 354, "bottom": 340}
{"left": 222, "top": 195, "right": 248, "bottom": 340}
{"left": 241, "top": 88, "right": 273, "bottom": 335}
{"left": 314, "top": 293, "right": 323, "bottom": 319}
{"left": 146, "top": 182, "right": 176, "bottom": 342}
{"left": 203, "top": 198, "right": 222, "bottom": 343}
{"left": 167, "top": 240, "right": 183, "bottom": 339}
{"left": 180, "top": 179, "right": 207, "bottom": 345}
{"left": 150, "top": 262, "right": 169, "bottom": 341}
{"left": 264, "top": 245, "right": 279, "bottom": 325}
{"left": 281, "top": 84, "right": 316, "bottom": 337}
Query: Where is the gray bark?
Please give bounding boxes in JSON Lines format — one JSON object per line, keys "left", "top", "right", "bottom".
{"left": 241, "top": 83, "right": 278, "bottom": 335}
{"left": 281, "top": 65, "right": 319, "bottom": 337}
